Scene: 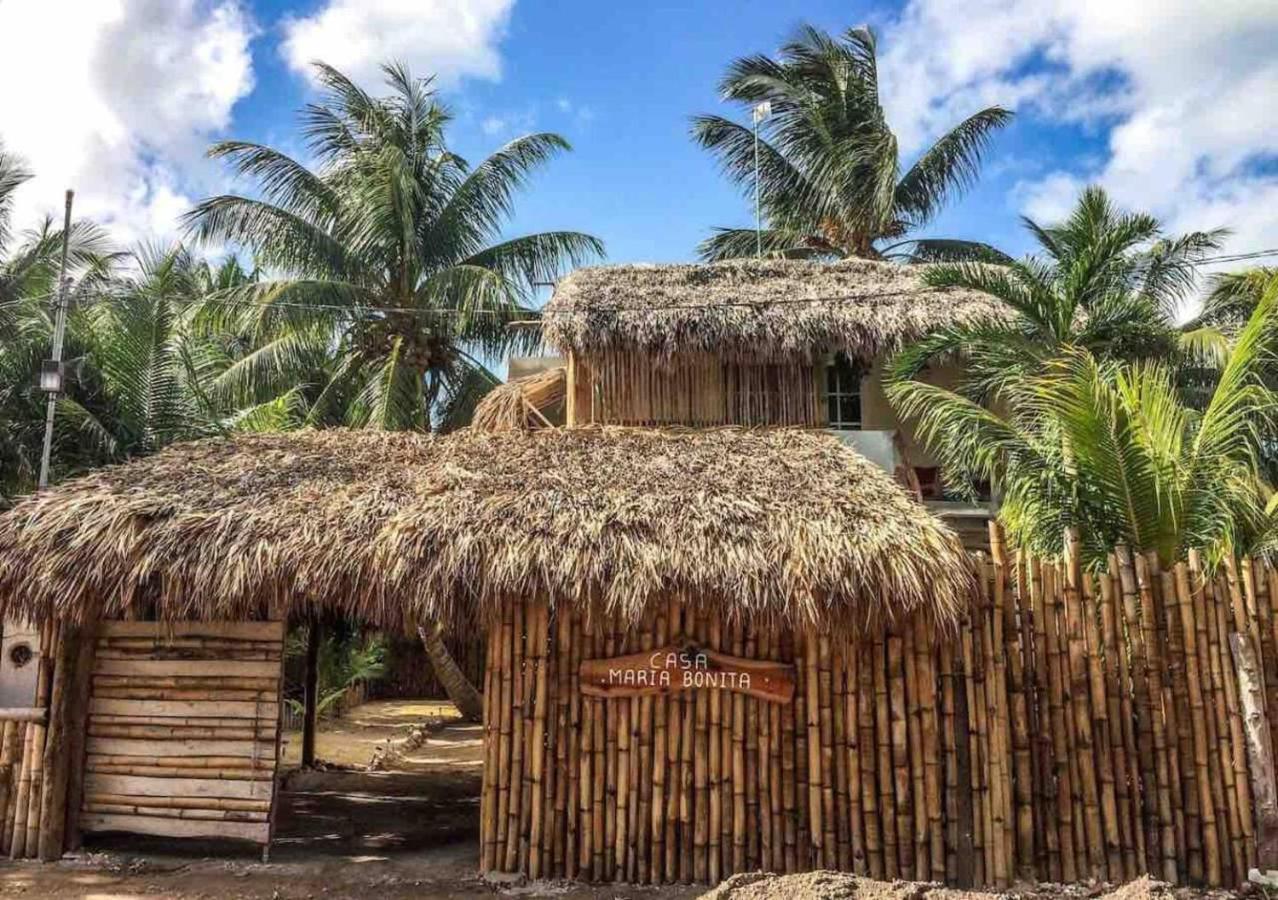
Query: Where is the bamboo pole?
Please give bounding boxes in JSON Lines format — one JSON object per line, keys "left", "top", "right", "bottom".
{"left": 677, "top": 611, "right": 694, "bottom": 882}
{"left": 1134, "top": 552, "right": 1177, "bottom": 881}
{"left": 664, "top": 596, "right": 682, "bottom": 883}
{"left": 1100, "top": 559, "right": 1138, "bottom": 879}
{"left": 874, "top": 636, "right": 897, "bottom": 878}
{"left": 741, "top": 626, "right": 746, "bottom": 869}
{"left": 1061, "top": 532, "right": 1104, "bottom": 881}
{"left": 953, "top": 629, "right": 976, "bottom": 887}
{"left": 758, "top": 627, "right": 775, "bottom": 873}
{"left": 1218, "top": 588, "right": 1254, "bottom": 876}
{"left": 1174, "top": 562, "right": 1220, "bottom": 885}
{"left": 1160, "top": 565, "right": 1194, "bottom": 881}
{"left": 603, "top": 615, "right": 619, "bottom": 880}
{"left": 795, "top": 628, "right": 812, "bottom": 870}
{"left": 692, "top": 612, "right": 709, "bottom": 883}
{"left": 481, "top": 616, "right": 500, "bottom": 872}
{"left": 742, "top": 624, "right": 757, "bottom": 873}
{"left": 504, "top": 599, "right": 527, "bottom": 874}
{"left": 528, "top": 603, "right": 550, "bottom": 879}
{"left": 496, "top": 601, "right": 515, "bottom": 870}
{"left": 649, "top": 603, "right": 667, "bottom": 884}
{"left": 768, "top": 629, "right": 785, "bottom": 873}
{"left": 552, "top": 611, "right": 571, "bottom": 877}
{"left": 902, "top": 623, "right": 927, "bottom": 880}
{"left": 1230, "top": 632, "right": 1278, "bottom": 872}
{"left": 859, "top": 632, "right": 882, "bottom": 879}
{"left": 917, "top": 616, "right": 944, "bottom": 881}
{"left": 1210, "top": 579, "right": 1248, "bottom": 883}
{"left": 845, "top": 636, "right": 865, "bottom": 874}
{"left": 831, "top": 639, "right": 849, "bottom": 872}
{"left": 1082, "top": 570, "right": 1121, "bottom": 879}
{"left": 1028, "top": 556, "right": 1059, "bottom": 881}
{"left": 707, "top": 619, "right": 722, "bottom": 883}
{"left": 1194, "top": 570, "right": 1231, "bottom": 883}
{"left": 939, "top": 640, "right": 959, "bottom": 884}
{"left": 781, "top": 629, "right": 798, "bottom": 873}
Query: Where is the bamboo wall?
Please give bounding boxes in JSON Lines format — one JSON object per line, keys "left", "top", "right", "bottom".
{"left": 480, "top": 536, "right": 1278, "bottom": 887}
{"left": 0, "top": 620, "right": 58, "bottom": 859}
{"left": 569, "top": 352, "right": 823, "bottom": 426}
{"left": 77, "top": 621, "right": 284, "bottom": 848}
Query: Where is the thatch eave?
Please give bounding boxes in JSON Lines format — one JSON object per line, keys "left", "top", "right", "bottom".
{"left": 542, "top": 259, "right": 1007, "bottom": 363}
{"left": 0, "top": 427, "right": 973, "bottom": 634}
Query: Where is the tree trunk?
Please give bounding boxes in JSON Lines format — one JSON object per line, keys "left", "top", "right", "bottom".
{"left": 301, "top": 616, "right": 320, "bottom": 768}
{"left": 419, "top": 622, "right": 484, "bottom": 722}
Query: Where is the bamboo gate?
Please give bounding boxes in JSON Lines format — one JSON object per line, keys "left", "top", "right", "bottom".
{"left": 481, "top": 530, "right": 1278, "bottom": 888}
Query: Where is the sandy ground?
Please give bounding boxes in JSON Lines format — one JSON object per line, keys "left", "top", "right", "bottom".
{"left": 0, "top": 700, "right": 1255, "bottom": 899}
{"left": 278, "top": 699, "right": 465, "bottom": 770}
{"left": 697, "top": 872, "right": 1252, "bottom": 900}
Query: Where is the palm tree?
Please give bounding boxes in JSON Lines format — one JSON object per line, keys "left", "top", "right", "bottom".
{"left": 1191, "top": 267, "right": 1277, "bottom": 329}
{"left": 888, "top": 274, "right": 1278, "bottom": 566}
{"left": 692, "top": 25, "right": 1013, "bottom": 262}
{"left": 184, "top": 61, "right": 602, "bottom": 434}
{"left": 0, "top": 147, "right": 115, "bottom": 500}
{"left": 184, "top": 62, "right": 603, "bottom": 719}
{"left": 888, "top": 186, "right": 1225, "bottom": 403}
{"left": 54, "top": 244, "right": 261, "bottom": 461}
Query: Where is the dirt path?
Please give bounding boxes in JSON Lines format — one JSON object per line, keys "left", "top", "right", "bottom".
{"left": 278, "top": 699, "right": 467, "bottom": 770}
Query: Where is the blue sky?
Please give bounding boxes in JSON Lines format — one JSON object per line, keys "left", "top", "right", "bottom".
{"left": 2, "top": 0, "right": 1277, "bottom": 297}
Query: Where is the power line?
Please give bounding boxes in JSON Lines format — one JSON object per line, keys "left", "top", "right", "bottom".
{"left": 4, "top": 246, "right": 1278, "bottom": 321}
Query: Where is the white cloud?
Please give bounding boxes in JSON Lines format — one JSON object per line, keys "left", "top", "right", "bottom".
{"left": 280, "top": 0, "right": 514, "bottom": 88}
{"left": 0, "top": 0, "right": 255, "bottom": 247}
{"left": 879, "top": 0, "right": 1278, "bottom": 284}
{"left": 1016, "top": 172, "right": 1086, "bottom": 224}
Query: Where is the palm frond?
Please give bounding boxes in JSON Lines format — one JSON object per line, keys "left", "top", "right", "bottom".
{"left": 696, "top": 227, "right": 838, "bottom": 262}
{"left": 894, "top": 107, "right": 1013, "bottom": 225}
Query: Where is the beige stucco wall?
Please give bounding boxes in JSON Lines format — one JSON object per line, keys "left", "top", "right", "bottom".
{"left": 857, "top": 355, "right": 964, "bottom": 468}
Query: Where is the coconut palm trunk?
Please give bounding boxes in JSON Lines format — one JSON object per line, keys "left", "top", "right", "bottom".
{"left": 418, "top": 621, "right": 483, "bottom": 722}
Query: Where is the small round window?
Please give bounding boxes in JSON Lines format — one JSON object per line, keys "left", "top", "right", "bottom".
{"left": 8, "top": 643, "right": 33, "bottom": 669}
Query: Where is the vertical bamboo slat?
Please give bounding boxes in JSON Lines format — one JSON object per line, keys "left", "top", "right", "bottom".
{"left": 477, "top": 539, "right": 1278, "bottom": 889}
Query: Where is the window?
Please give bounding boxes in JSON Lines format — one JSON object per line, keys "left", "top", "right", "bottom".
{"left": 825, "top": 354, "right": 862, "bottom": 429}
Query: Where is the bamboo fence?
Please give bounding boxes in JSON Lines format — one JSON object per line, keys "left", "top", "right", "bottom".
{"left": 480, "top": 531, "right": 1278, "bottom": 888}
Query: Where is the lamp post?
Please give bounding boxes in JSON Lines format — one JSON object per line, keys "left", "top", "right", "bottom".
{"left": 752, "top": 100, "right": 772, "bottom": 259}
{"left": 36, "top": 190, "right": 74, "bottom": 492}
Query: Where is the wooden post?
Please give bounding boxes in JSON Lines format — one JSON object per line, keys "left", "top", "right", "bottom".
{"left": 301, "top": 616, "right": 320, "bottom": 769}
{"left": 1231, "top": 633, "right": 1278, "bottom": 873}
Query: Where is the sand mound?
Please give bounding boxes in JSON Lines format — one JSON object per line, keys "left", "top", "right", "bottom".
{"left": 698, "top": 872, "right": 1177, "bottom": 900}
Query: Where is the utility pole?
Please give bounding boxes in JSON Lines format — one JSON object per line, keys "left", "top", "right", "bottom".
{"left": 36, "top": 190, "right": 74, "bottom": 492}
{"left": 752, "top": 101, "right": 772, "bottom": 258}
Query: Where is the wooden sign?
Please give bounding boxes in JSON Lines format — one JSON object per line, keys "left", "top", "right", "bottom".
{"left": 580, "top": 640, "right": 795, "bottom": 704}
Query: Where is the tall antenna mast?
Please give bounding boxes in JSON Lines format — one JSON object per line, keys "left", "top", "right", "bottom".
{"left": 752, "top": 101, "right": 772, "bottom": 258}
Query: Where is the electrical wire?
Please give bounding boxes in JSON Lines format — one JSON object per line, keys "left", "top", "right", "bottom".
{"left": 3, "top": 247, "right": 1277, "bottom": 320}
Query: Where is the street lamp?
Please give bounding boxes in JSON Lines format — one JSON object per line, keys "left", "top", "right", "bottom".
{"left": 38, "top": 360, "right": 65, "bottom": 395}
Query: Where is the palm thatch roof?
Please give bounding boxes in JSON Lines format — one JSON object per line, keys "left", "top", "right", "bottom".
{"left": 0, "top": 427, "right": 972, "bottom": 633}
{"left": 542, "top": 259, "right": 1006, "bottom": 362}
{"left": 471, "top": 367, "right": 566, "bottom": 431}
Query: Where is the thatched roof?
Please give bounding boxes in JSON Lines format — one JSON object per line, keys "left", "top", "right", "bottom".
{"left": 542, "top": 259, "right": 1006, "bottom": 362}
{"left": 0, "top": 427, "right": 972, "bottom": 633}
{"left": 471, "top": 367, "right": 566, "bottom": 431}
